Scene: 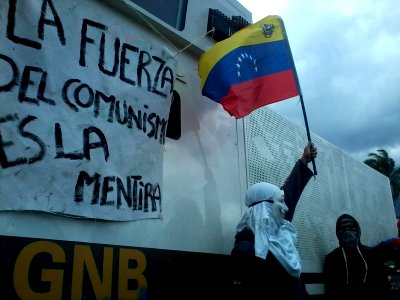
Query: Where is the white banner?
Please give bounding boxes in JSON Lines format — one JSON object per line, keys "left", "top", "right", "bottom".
{"left": 0, "top": 0, "right": 176, "bottom": 220}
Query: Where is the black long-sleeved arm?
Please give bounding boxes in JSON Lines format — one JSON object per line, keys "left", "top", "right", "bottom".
{"left": 282, "top": 160, "right": 313, "bottom": 222}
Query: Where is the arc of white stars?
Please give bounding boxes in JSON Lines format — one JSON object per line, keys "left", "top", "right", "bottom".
{"left": 235, "top": 52, "right": 258, "bottom": 78}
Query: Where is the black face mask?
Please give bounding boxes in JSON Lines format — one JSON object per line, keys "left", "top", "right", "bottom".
{"left": 338, "top": 228, "right": 359, "bottom": 248}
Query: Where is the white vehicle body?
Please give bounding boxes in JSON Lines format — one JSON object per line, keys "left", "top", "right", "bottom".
{"left": 0, "top": 0, "right": 396, "bottom": 299}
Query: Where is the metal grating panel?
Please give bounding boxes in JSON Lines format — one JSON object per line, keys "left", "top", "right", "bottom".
{"left": 244, "top": 107, "right": 396, "bottom": 271}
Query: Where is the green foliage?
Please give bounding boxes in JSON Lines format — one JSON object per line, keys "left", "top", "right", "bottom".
{"left": 364, "top": 149, "right": 400, "bottom": 201}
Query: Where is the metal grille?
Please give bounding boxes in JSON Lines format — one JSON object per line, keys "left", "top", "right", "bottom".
{"left": 244, "top": 107, "right": 396, "bottom": 270}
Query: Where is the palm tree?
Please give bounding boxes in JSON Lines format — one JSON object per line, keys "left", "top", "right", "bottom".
{"left": 364, "top": 149, "right": 400, "bottom": 201}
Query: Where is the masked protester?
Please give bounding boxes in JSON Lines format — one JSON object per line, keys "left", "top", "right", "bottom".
{"left": 324, "top": 214, "right": 389, "bottom": 300}
{"left": 230, "top": 143, "right": 317, "bottom": 300}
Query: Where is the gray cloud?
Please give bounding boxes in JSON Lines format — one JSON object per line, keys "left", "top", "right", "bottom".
{"left": 239, "top": 0, "right": 400, "bottom": 164}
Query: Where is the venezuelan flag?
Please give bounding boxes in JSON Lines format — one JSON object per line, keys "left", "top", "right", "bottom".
{"left": 198, "top": 16, "right": 300, "bottom": 118}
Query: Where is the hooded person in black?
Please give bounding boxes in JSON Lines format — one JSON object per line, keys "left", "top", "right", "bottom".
{"left": 323, "top": 214, "right": 389, "bottom": 300}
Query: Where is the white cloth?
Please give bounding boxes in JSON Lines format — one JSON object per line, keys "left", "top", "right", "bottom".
{"left": 236, "top": 182, "right": 302, "bottom": 278}
{"left": 244, "top": 182, "right": 278, "bottom": 207}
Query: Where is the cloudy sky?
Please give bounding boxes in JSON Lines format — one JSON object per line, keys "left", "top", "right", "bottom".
{"left": 237, "top": 0, "right": 400, "bottom": 165}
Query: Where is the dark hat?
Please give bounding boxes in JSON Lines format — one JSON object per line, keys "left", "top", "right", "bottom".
{"left": 336, "top": 213, "right": 361, "bottom": 242}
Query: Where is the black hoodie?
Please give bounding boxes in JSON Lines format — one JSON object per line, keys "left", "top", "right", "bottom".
{"left": 323, "top": 214, "right": 389, "bottom": 300}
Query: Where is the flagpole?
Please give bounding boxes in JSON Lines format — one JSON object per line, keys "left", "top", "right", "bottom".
{"left": 299, "top": 94, "right": 317, "bottom": 175}
{"left": 279, "top": 17, "right": 317, "bottom": 175}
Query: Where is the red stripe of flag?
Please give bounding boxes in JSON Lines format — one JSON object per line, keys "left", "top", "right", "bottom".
{"left": 219, "top": 70, "right": 299, "bottom": 118}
